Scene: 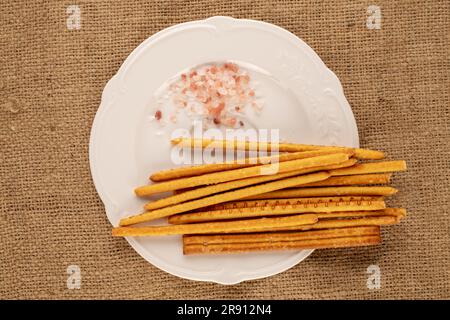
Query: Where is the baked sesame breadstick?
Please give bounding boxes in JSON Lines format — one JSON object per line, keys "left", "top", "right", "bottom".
{"left": 315, "top": 208, "right": 406, "bottom": 219}
{"left": 300, "top": 173, "right": 392, "bottom": 187}
{"left": 243, "top": 186, "right": 398, "bottom": 199}
{"left": 135, "top": 153, "right": 349, "bottom": 196}
{"left": 199, "top": 196, "right": 382, "bottom": 211}
{"left": 120, "top": 171, "right": 330, "bottom": 226}
{"left": 112, "top": 214, "right": 318, "bottom": 237}
{"left": 329, "top": 161, "right": 407, "bottom": 176}
{"left": 183, "top": 234, "right": 381, "bottom": 255}
{"left": 261, "top": 215, "right": 398, "bottom": 232}
{"left": 183, "top": 226, "right": 380, "bottom": 245}
{"left": 168, "top": 199, "right": 386, "bottom": 224}
{"left": 171, "top": 138, "right": 384, "bottom": 160}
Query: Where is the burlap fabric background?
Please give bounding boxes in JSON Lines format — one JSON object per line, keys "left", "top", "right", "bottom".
{"left": 1, "top": 0, "right": 449, "bottom": 299}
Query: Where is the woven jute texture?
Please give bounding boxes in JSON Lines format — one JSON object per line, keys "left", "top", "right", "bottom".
{"left": 1, "top": 0, "right": 449, "bottom": 299}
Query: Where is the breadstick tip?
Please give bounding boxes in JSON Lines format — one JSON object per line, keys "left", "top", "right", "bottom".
{"left": 171, "top": 137, "right": 183, "bottom": 144}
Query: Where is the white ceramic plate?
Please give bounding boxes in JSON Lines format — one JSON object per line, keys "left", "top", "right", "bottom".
{"left": 89, "top": 16, "right": 359, "bottom": 284}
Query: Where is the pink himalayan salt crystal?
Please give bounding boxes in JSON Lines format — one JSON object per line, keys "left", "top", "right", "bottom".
{"left": 224, "top": 62, "right": 239, "bottom": 73}
{"left": 217, "top": 87, "right": 227, "bottom": 96}
{"left": 210, "top": 102, "right": 225, "bottom": 118}
{"left": 224, "top": 117, "right": 237, "bottom": 127}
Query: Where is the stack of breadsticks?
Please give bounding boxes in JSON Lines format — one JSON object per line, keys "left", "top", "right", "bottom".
{"left": 112, "top": 138, "right": 407, "bottom": 255}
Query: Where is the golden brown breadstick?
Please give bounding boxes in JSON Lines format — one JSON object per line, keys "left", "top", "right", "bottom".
{"left": 144, "top": 159, "right": 358, "bottom": 211}
{"left": 329, "top": 161, "right": 407, "bottom": 176}
{"left": 112, "top": 214, "right": 318, "bottom": 237}
{"left": 120, "top": 171, "right": 330, "bottom": 226}
{"left": 243, "top": 186, "right": 398, "bottom": 199}
{"left": 183, "top": 234, "right": 381, "bottom": 255}
{"left": 261, "top": 215, "right": 398, "bottom": 232}
{"left": 315, "top": 208, "right": 406, "bottom": 219}
{"left": 183, "top": 226, "right": 380, "bottom": 245}
{"left": 171, "top": 138, "right": 384, "bottom": 160}
{"left": 150, "top": 149, "right": 353, "bottom": 182}
{"left": 200, "top": 196, "right": 382, "bottom": 211}
{"left": 300, "top": 173, "right": 392, "bottom": 187}
{"left": 168, "top": 199, "right": 386, "bottom": 224}
{"left": 135, "top": 153, "right": 349, "bottom": 196}
{"left": 383, "top": 208, "right": 407, "bottom": 222}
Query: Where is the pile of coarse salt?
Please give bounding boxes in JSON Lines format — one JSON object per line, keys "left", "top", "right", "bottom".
{"left": 154, "top": 62, "right": 262, "bottom": 128}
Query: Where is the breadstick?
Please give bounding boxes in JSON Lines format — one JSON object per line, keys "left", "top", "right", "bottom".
{"left": 171, "top": 138, "right": 384, "bottom": 160}
{"left": 112, "top": 214, "right": 318, "bottom": 237}
{"left": 135, "top": 153, "right": 349, "bottom": 196}
{"left": 329, "top": 161, "right": 407, "bottom": 176}
{"left": 120, "top": 171, "right": 330, "bottom": 226}
{"left": 175, "top": 168, "right": 372, "bottom": 193}
{"left": 200, "top": 196, "right": 382, "bottom": 211}
{"left": 260, "top": 215, "right": 398, "bottom": 232}
{"left": 183, "top": 235, "right": 381, "bottom": 255}
{"left": 300, "top": 173, "right": 392, "bottom": 187}
{"left": 383, "top": 208, "right": 407, "bottom": 221}
{"left": 316, "top": 208, "right": 406, "bottom": 219}
{"left": 150, "top": 149, "right": 353, "bottom": 182}
{"left": 144, "top": 159, "right": 357, "bottom": 211}
{"left": 183, "top": 226, "right": 380, "bottom": 245}
{"left": 168, "top": 199, "right": 386, "bottom": 224}
{"left": 243, "top": 186, "right": 398, "bottom": 199}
